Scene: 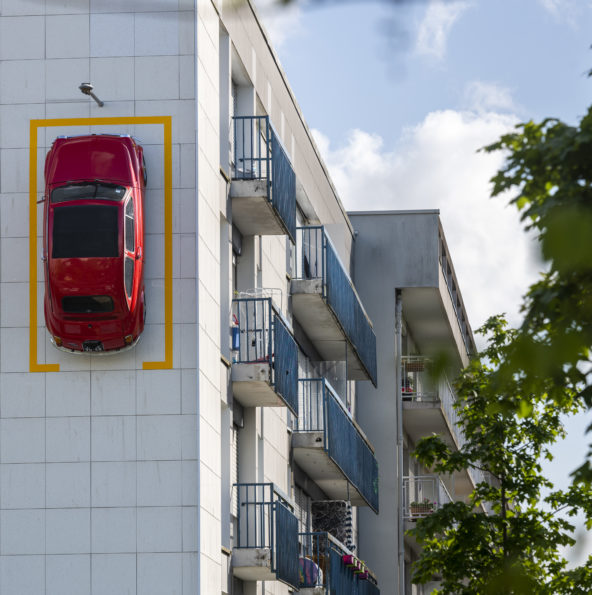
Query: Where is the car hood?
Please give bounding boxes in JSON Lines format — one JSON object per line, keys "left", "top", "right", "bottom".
{"left": 46, "top": 136, "right": 139, "bottom": 186}
{"left": 48, "top": 257, "right": 127, "bottom": 316}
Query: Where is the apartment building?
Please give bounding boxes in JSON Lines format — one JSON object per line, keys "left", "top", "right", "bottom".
{"left": 0, "top": 1, "right": 381, "bottom": 594}
{"left": 350, "top": 211, "right": 478, "bottom": 595}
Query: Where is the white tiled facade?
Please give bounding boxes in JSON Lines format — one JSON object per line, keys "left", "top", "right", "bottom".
{"left": 0, "top": 1, "right": 367, "bottom": 595}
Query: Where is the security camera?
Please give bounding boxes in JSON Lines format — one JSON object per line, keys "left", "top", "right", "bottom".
{"left": 79, "top": 82, "right": 104, "bottom": 107}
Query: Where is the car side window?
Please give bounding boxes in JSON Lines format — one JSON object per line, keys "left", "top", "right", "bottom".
{"left": 125, "top": 198, "right": 134, "bottom": 253}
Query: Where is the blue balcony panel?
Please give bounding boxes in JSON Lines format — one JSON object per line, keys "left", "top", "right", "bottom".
{"left": 293, "top": 380, "right": 379, "bottom": 512}
{"left": 233, "top": 483, "right": 299, "bottom": 588}
{"left": 231, "top": 116, "right": 296, "bottom": 241}
{"left": 291, "top": 227, "right": 377, "bottom": 386}
{"left": 299, "top": 532, "right": 380, "bottom": 595}
{"left": 231, "top": 298, "right": 298, "bottom": 415}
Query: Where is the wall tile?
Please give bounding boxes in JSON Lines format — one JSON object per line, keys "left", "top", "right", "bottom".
{"left": 136, "top": 369, "right": 181, "bottom": 415}
{"left": 0, "top": 16, "right": 44, "bottom": 59}
{"left": 91, "top": 553, "right": 136, "bottom": 595}
{"left": 46, "top": 554, "right": 90, "bottom": 595}
{"left": 0, "top": 555, "right": 44, "bottom": 595}
{"left": 45, "top": 59, "right": 90, "bottom": 102}
{"left": 46, "top": 371, "right": 90, "bottom": 416}
{"left": 46, "top": 417, "right": 90, "bottom": 462}
{"left": 46, "top": 462, "right": 90, "bottom": 508}
{"left": 0, "top": 60, "right": 45, "bottom": 104}
{"left": 91, "top": 462, "right": 136, "bottom": 508}
{"left": 135, "top": 56, "right": 179, "bottom": 100}
{"left": 1, "top": 372, "right": 45, "bottom": 418}
{"left": 1, "top": 509, "right": 45, "bottom": 554}
{"left": 0, "top": 463, "right": 45, "bottom": 509}
{"left": 90, "top": 370, "right": 135, "bottom": 415}
{"left": 134, "top": 13, "right": 179, "bottom": 56}
{"left": 91, "top": 415, "right": 136, "bottom": 462}
{"left": 137, "top": 415, "right": 182, "bottom": 461}
{"left": 1, "top": 417, "right": 44, "bottom": 463}
{"left": 137, "top": 553, "right": 182, "bottom": 595}
{"left": 1, "top": 282, "right": 28, "bottom": 327}
{"left": 90, "top": 13, "right": 135, "bottom": 57}
{"left": 91, "top": 507, "right": 136, "bottom": 553}
{"left": 46, "top": 15, "right": 90, "bottom": 59}
{"left": 90, "top": 57, "right": 135, "bottom": 101}
{"left": 46, "top": 508, "right": 90, "bottom": 553}
{"left": 137, "top": 461, "right": 182, "bottom": 507}
{"left": 137, "top": 506, "right": 182, "bottom": 553}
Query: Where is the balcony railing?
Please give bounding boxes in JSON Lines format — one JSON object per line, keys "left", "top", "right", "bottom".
{"left": 439, "top": 246, "right": 472, "bottom": 356}
{"left": 234, "top": 483, "right": 299, "bottom": 588}
{"left": 403, "top": 475, "right": 453, "bottom": 520}
{"left": 299, "top": 532, "right": 380, "bottom": 594}
{"left": 402, "top": 356, "right": 487, "bottom": 489}
{"left": 232, "top": 115, "right": 296, "bottom": 241}
{"left": 294, "top": 226, "right": 377, "bottom": 385}
{"left": 232, "top": 297, "right": 298, "bottom": 414}
{"left": 296, "top": 379, "right": 379, "bottom": 512}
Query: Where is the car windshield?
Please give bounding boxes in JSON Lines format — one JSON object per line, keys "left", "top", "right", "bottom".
{"left": 52, "top": 205, "right": 119, "bottom": 258}
{"left": 51, "top": 182, "right": 127, "bottom": 203}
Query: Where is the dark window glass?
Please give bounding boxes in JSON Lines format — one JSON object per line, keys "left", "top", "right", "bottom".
{"left": 52, "top": 205, "right": 118, "bottom": 258}
{"left": 51, "top": 182, "right": 126, "bottom": 203}
{"left": 62, "top": 295, "right": 114, "bottom": 313}
{"left": 124, "top": 256, "right": 134, "bottom": 298}
{"left": 125, "top": 199, "right": 134, "bottom": 252}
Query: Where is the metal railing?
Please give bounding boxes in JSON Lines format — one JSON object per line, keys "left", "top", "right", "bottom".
{"left": 439, "top": 247, "right": 472, "bottom": 356}
{"left": 401, "top": 356, "right": 488, "bottom": 489}
{"left": 232, "top": 298, "right": 298, "bottom": 415}
{"left": 401, "top": 356, "right": 463, "bottom": 446}
{"left": 235, "top": 483, "right": 299, "bottom": 588}
{"left": 232, "top": 115, "right": 296, "bottom": 241}
{"left": 296, "top": 379, "right": 379, "bottom": 512}
{"left": 403, "top": 475, "right": 453, "bottom": 520}
{"left": 299, "top": 532, "right": 380, "bottom": 594}
{"left": 294, "top": 226, "right": 377, "bottom": 386}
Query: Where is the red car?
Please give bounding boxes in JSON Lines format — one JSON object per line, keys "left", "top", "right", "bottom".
{"left": 43, "top": 134, "right": 146, "bottom": 353}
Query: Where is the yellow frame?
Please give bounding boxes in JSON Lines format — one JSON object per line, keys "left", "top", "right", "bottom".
{"left": 29, "top": 116, "right": 173, "bottom": 372}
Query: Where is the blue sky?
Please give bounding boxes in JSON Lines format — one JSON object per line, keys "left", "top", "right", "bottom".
{"left": 255, "top": 0, "right": 592, "bottom": 564}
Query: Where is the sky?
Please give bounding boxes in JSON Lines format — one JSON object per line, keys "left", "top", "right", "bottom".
{"left": 253, "top": 0, "right": 592, "bottom": 565}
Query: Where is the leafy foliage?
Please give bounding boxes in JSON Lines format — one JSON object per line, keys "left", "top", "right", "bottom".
{"left": 409, "top": 317, "right": 592, "bottom": 594}
{"left": 482, "top": 111, "right": 592, "bottom": 481}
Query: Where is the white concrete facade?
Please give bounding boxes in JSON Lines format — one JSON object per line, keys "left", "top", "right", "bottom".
{"left": 0, "top": 2, "right": 374, "bottom": 595}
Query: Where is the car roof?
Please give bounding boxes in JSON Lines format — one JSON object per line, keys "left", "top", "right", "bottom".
{"left": 46, "top": 135, "right": 140, "bottom": 186}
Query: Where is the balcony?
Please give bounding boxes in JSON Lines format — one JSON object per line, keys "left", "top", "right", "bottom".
{"left": 231, "top": 115, "right": 296, "bottom": 241}
{"left": 291, "top": 227, "right": 377, "bottom": 385}
{"left": 231, "top": 298, "right": 298, "bottom": 415}
{"left": 402, "top": 356, "right": 487, "bottom": 497}
{"left": 298, "top": 532, "right": 380, "bottom": 595}
{"left": 233, "top": 483, "right": 299, "bottom": 588}
{"left": 403, "top": 475, "right": 453, "bottom": 555}
{"left": 401, "top": 356, "right": 463, "bottom": 450}
{"left": 292, "top": 379, "right": 379, "bottom": 512}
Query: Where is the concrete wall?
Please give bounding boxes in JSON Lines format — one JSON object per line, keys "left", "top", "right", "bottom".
{"left": 0, "top": 1, "right": 370, "bottom": 594}
{"left": 0, "top": 2, "right": 199, "bottom": 594}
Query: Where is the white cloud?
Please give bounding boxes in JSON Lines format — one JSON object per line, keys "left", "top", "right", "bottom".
{"left": 312, "top": 104, "right": 541, "bottom": 338}
{"left": 252, "top": 0, "right": 303, "bottom": 48}
{"left": 463, "top": 81, "right": 517, "bottom": 114}
{"left": 538, "top": 0, "right": 580, "bottom": 25}
{"left": 415, "top": 0, "right": 472, "bottom": 61}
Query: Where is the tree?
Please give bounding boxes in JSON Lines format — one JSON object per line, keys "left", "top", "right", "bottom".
{"left": 482, "top": 109, "right": 592, "bottom": 482}
{"left": 409, "top": 316, "right": 592, "bottom": 594}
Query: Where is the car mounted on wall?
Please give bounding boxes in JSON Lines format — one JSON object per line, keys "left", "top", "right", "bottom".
{"left": 42, "top": 134, "right": 146, "bottom": 353}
